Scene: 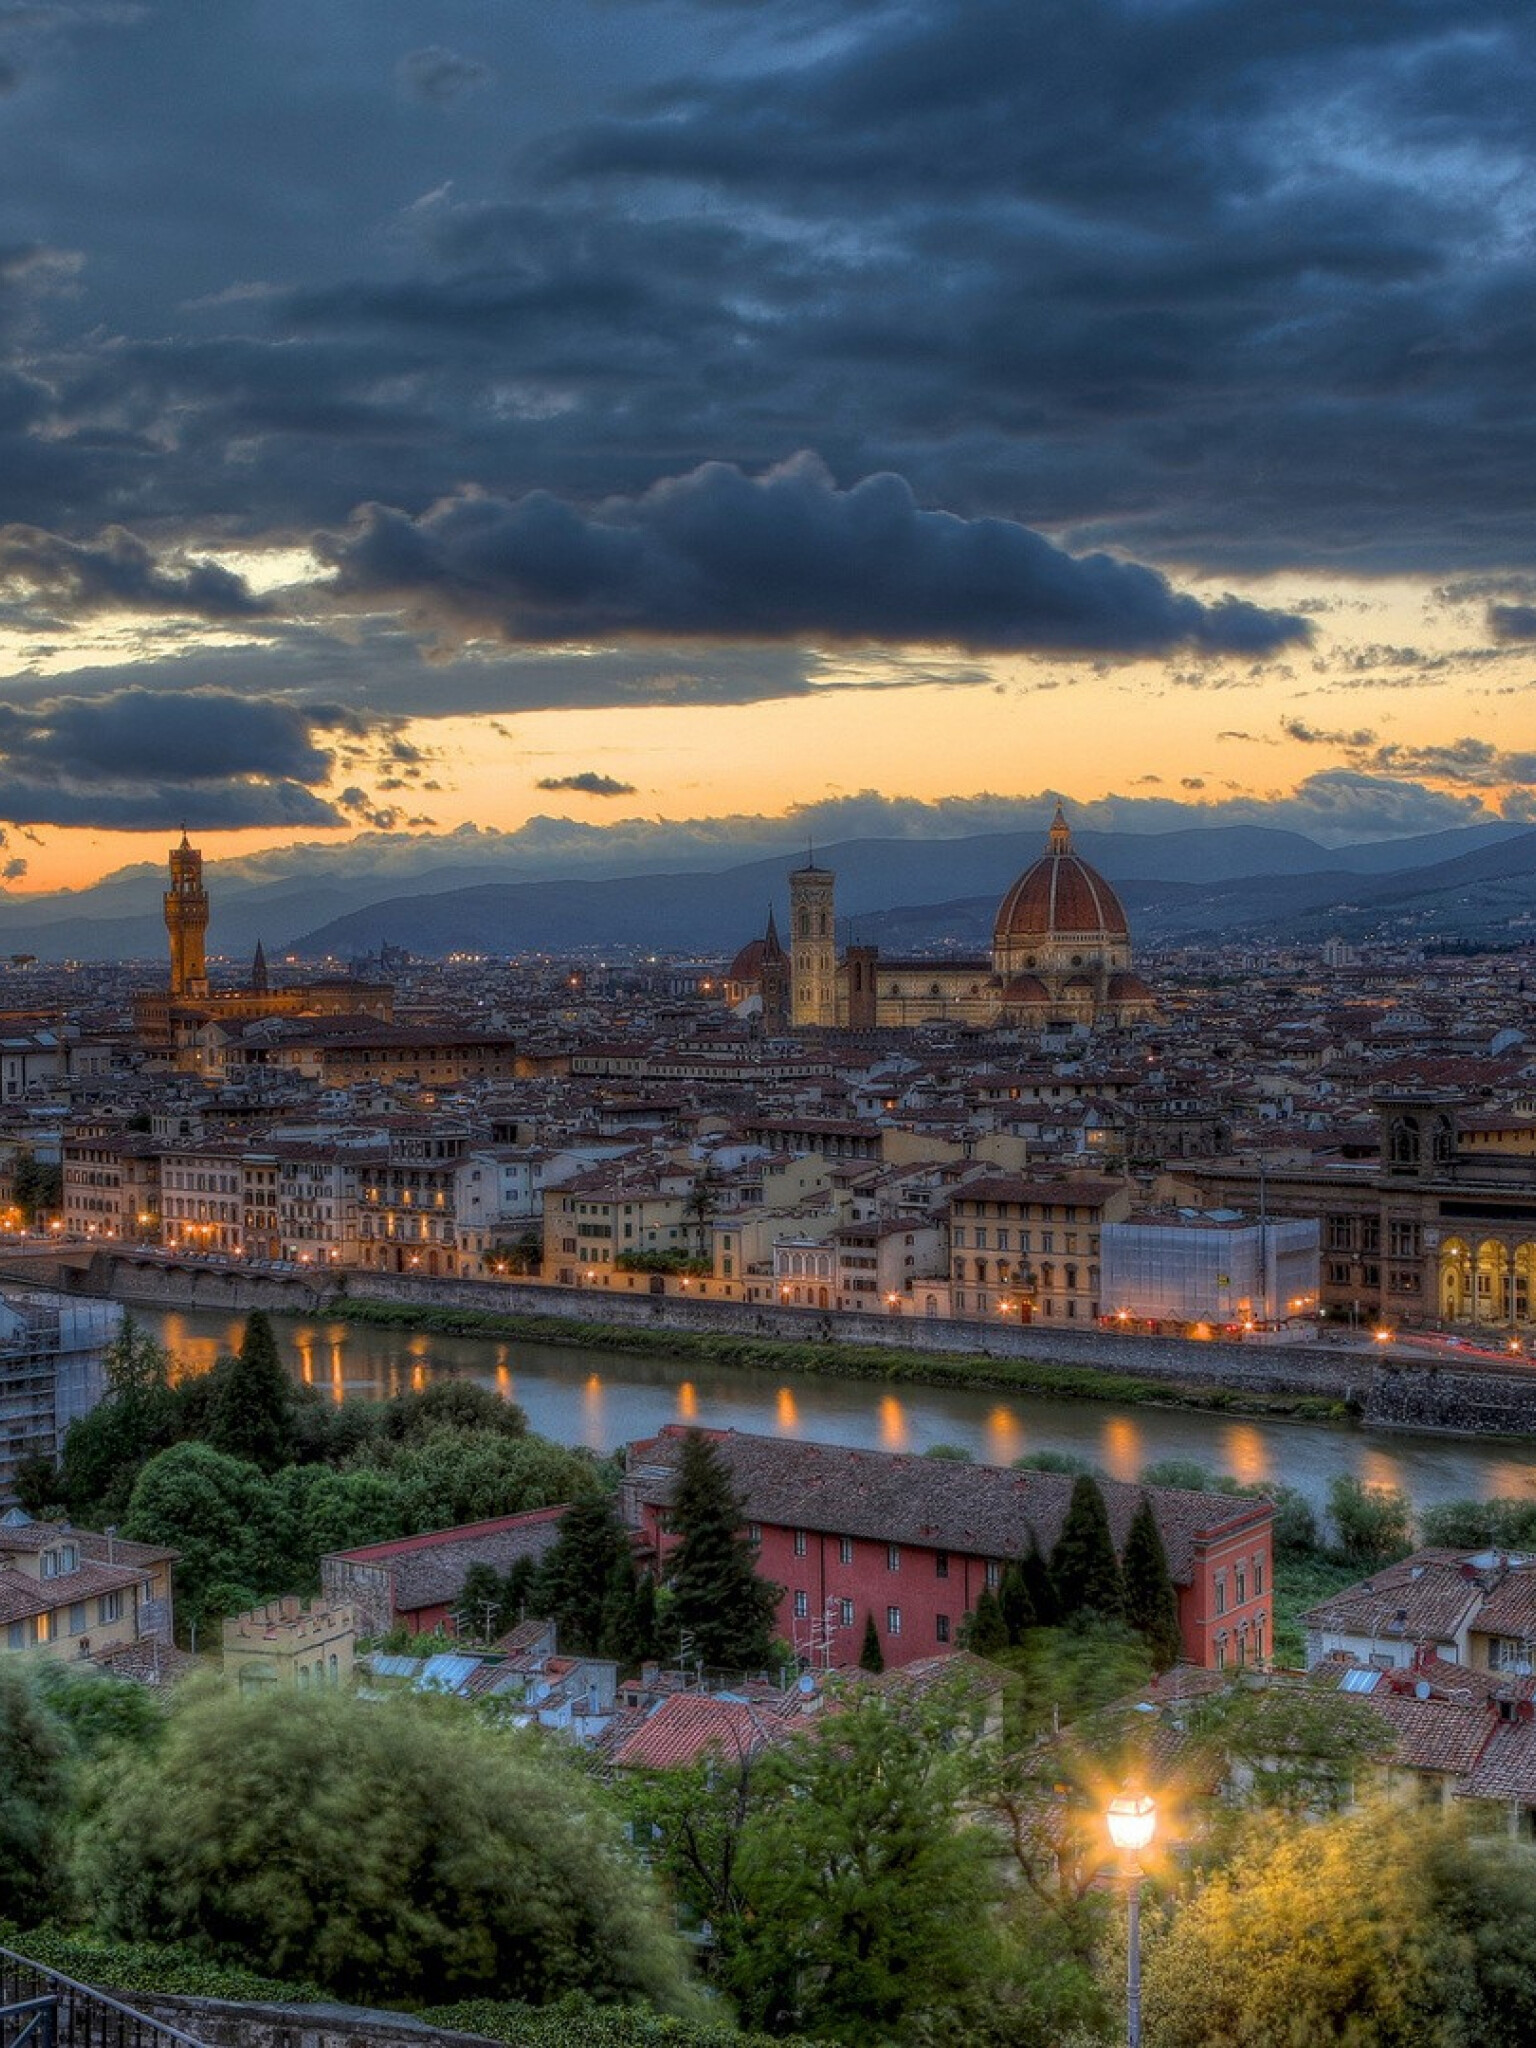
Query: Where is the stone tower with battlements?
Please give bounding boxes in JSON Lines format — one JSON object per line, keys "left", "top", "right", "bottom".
{"left": 164, "top": 830, "right": 210, "bottom": 999}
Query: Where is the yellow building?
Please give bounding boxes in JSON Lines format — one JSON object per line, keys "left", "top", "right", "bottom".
{"left": 222, "top": 1596, "right": 355, "bottom": 1691}
{"left": 0, "top": 1521, "right": 176, "bottom": 1660}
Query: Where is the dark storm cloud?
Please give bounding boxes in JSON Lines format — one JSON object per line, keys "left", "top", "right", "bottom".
{"left": 0, "top": 525, "right": 267, "bottom": 623}
{"left": 320, "top": 455, "right": 1307, "bottom": 655}
{"left": 0, "top": 689, "right": 364, "bottom": 829}
{"left": 1488, "top": 604, "right": 1536, "bottom": 642}
{"left": 0, "top": 689, "right": 344, "bottom": 785}
{"left": 1362, "top": 737, "right": 1536, "bottom": 788}
{"left": 3, "top": 0, "right": 1536, "bottom": 626}
{"left": 535, "top": 772, "right": 637, "bottom": 797}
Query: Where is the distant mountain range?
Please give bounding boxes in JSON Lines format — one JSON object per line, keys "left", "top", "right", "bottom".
{"left": 0, "top": 818, "right": 1532, "bottom": 963}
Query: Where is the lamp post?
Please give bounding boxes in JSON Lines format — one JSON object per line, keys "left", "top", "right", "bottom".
{"left": 1106, "top": 1787, "right": 1156, "bottom": 2048}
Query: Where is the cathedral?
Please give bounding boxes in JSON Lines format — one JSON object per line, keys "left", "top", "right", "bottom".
{"left": 725, "top": 807, "right": 1157, "bottom": 1032}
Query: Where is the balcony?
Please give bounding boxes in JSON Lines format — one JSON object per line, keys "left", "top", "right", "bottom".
{"left": 0, "top": 1947, "right": 210, "bottom": 2048}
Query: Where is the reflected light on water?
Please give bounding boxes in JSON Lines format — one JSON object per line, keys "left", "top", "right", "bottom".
{"left": 1220, "top": 1424, "right": 1270, "bottom": 1487}
{"left": 330, "top": 1344, "right": 345, "bottom": 1407}
{"left": 984, "top": 1405, "right": 1023, "bottom": 1467}
{"left": 581, "top": 1373, "right": 606, "bottom": 1449}
{"left": 1358, "top": 1447, "right": 1407, "bottom": 1493}
{"left": 411, "top": 1362, "right": 426, "bottom": 1391}
{"left": 1478, "top": 1459, "right": 1536, "bottom": 1499}
{"left": 408, "top": 1334, "right": 430, "bottom": 1359}
{"left": 495, "top": 1363, "right": 512, "bottom": 1399}
{"left": 879, "top": 1395, "right": 909, "bottom": 1451}
{"left": 296, "top": 1334, "right": 314, "bottom": 1386}
{"left": 678, "top": 1381, "right": 698, "bottom": 1422}
{"left": 775, "top": 1387, "right": 798, "bottom": 1432}
{"left": 1100, "top": 1415, "right": 1144, "bottom": 1483}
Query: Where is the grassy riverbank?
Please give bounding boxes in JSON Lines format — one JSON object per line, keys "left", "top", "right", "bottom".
{"left": 323, "top": 1296, "right": 1353, "bottom": 1423}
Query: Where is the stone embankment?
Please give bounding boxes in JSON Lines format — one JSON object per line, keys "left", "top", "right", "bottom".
{"left": 5, "top": 1247, "right": 1536, "bottom": 1434}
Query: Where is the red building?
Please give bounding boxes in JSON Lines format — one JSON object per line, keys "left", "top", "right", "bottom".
{"left": 320, "top": 1507, "right": 567, "bottom": 1638}
{"left": 624, "top": 1428, "right": 1272, "bottom": 1672}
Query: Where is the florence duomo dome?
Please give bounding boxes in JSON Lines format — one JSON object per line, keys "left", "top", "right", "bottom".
{"left": 727, "top": 805, "right": 1157, "bottom": 1032}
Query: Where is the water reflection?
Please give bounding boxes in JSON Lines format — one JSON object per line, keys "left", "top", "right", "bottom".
{"left": 1099, "top": 1415, "right": 1144, "bottom": 1483}
{"left": 879, "top": 1395, "right": 909, "bottom": 1451}
{"left": 1220, "top": 1423, "right": 1270, "bottom": 1487}
{"left": 984, "top": 1404, "right": 1024, "bottom": 1468}
{"left": 127, "top": 1306, "right": 1536, "bottom": 1519}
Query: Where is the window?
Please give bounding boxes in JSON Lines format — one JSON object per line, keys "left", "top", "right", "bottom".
{"left": 839, "top": 1598, "right": 855, "bottom": 1628}
{"left": 985, "top": 1560, "right": 1001, "bottom": 1589}
{"left": 1254, "top": 1615, "right": 1265, "bottom": 1662}
{"left": 6, "top": 1623, "right": 20, "bottom": 1651}
{"left": 1254, "top": 1556, "right": 1264, "bottom": 1596}
{"left": 887, "top": 1544, "right": 901, "bottom": 1572}
{"left": 1215, "top": 1634, "right": 1228, "bottom": 1670}
{"left": 886, "top": 1605, "right": 902, "bottom": 1636}
{"left": 794, "top": 1529, "right": 808, "bottom": 1558}
{"left": 793, "top": 1590, "right": 809, "bottom": 1620}
{"left": 936, "top": 1614, "right": 950, "bottom": 1643}
{"left": 33, "top": 1613, "right": 50, "bottom": 1645}
{"left": 748, "top": 1522, "right": 762, "bottom": 1544}
{"left": 935, "top": 1551, "right": 949, "bottom": 1580}
{"left": 1215, "top": 1575, "right": 1227, "bottom": 1616}
{"left": 1235, "top": 1566, "right": 1247, "bottom": 1604}
{"left": 68, "top": 1602, "right": 86, "bottom": 1636}
{"left": 838, "top": 1536, "right": 854, "bottom": 1566}
{"left": 98, "top": 1591, "right": 122, "bottom": 1625}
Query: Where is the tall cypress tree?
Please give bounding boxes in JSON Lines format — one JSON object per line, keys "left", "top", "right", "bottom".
{"left": 859, "top": 1612, "right": 885, "bottom": 1673}
{"left": 1019, "top": 1529, "right": 1060, "bottom": 1627}
{"left": 997, "top": 1559, "right": 1036, "bottom": 1644}
{"left": 207, "top": 1311, "right": 292, "bottom": 1472}
{"left": 666, "top": 1432, "right": 781, "bottom": 1672}
{"left": 964, "top": 1586, "right": 1009, "bottom": 1656}
{"left": 1050, "top": 1475, "right": 1125, "bottom": 1622}
{"left": 1121, "top": 1495, "right": 1184, "bottom": 1670}
{"left": 532, "top": 1495, "right": 638, "bottom": 1657}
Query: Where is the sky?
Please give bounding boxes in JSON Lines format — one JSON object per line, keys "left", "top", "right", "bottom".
{"left": 2, "top": 0, "right": 1536, "bottom": 896}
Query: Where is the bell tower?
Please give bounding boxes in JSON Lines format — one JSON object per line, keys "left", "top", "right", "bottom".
{"left": 164, "top": 830, "right": 210, "bottom": 999}
{"left": 789, "top": 857, "right": 837, "bottom": 1028}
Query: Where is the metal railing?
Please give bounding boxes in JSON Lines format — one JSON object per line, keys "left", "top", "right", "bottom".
{"left": 0, "top": 1950, "right": 209, "bottom": 2048}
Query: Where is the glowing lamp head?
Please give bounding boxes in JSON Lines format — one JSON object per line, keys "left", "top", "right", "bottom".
{"left": 1106, "top": 1789, "right": 1156, "bottom": 1856}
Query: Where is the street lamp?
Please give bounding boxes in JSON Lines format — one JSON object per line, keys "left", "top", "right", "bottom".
{"left": 1106, "top": 1788, "right": 1156, "bottom": 2048}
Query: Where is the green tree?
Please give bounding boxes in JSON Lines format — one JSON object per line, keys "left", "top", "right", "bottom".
{"left": 456, "top": 1560, "right": 512, "bottom": 1640}
{"left": 207, "top": 1312, "right": 293, "bottom": 1473}
{"left": 1013, "top": 1449, "right": 1092, "bottom": 1476}
{"left": 666, "top": 1432, "right": 780, "bottom": 1673}
{"left": 963, "top": 1586, "right": 1009, "bottom": 1656}
{"left": 123, "top": 1442, "right": 283, "bottom": 1639}
{"left": 103, "top": 1314, "right": 172, "bottom": 1403}
{"left": 724, "top": 1684, "right": 1003, "bottom": 2041}
{"left": 1121, "top": 1495, "right": 1182, "bottom": 1669}
{"left": 0, "top": 1665, "right": 72, "bottom": 1924}
{"left": 1050, "top": 1475, "right": 1125, "bottom": 1621}
{"left": 1327, "top": 1474, "right": 1413, "bottom": 1567}
{"left": 366, "top": 1430, "right": 598, "bottom": 1532}
{"left": 13, "top": 1154, "right": 61, "bottom": 1226}
{"left": 997, "top": 1558, "right": 1037, "bottom": 1643}
{"left": 77, "top": 1686, "right": 701, "bottom": 2012}
{"left": 382, "top": 1378, "right": 527, "bottom": 1443}
{"left": 1144, "top": 1805, "right": 1536, "bottom": 2048}
{"left": 1019, "top": 1531, "right": 1060, "bottom": 1627}
{"left": 859, "top": 1612, "right": 884, "bottom": 1673}
{"left": 531, "top": 1495, "right": 639, "bottom": 1657}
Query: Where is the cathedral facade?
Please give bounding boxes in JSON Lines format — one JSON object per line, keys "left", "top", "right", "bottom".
{"left": 728, "top": 807, "right": 1157, "bottom": 1032}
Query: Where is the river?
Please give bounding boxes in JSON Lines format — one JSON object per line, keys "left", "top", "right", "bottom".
{"left": 134, "top": 1306, "right": 1536, "bottom": 1517}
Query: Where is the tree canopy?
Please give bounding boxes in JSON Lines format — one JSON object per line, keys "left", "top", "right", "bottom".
{"left": 78, "top": 1685, "right": 701, "bottom": 2013}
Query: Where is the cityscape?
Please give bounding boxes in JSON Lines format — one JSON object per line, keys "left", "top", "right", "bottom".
{"left": 3, "top": 2, "right": 1536, "bottom": 2045}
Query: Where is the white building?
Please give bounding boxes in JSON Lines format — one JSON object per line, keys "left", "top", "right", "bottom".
{"left": 1099, "top": 1208, "right": 1321, "bottom": 1327}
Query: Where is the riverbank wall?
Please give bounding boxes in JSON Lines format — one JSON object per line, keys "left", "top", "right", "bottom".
{"left": 7, "top": 1249, "right": 1536, "bottom": 1433}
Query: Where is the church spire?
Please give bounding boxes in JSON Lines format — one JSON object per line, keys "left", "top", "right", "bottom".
{"left": 251, "top": 936, "right": 269, "bottom": 993}
{"left": 1048, "top": 801, "right": 1071, "bottom": 855}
